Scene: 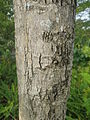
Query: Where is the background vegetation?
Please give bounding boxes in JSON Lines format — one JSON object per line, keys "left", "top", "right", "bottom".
{"left": 0, "top": 0, "right": 90, "bottom": 120}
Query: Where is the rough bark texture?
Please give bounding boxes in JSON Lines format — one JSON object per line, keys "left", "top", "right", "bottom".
{"left": 14, "top": 0, "right": 76, "bottom": 120}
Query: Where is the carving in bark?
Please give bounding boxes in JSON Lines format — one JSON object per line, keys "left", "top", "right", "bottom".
{"left": 14, "top": 0, "right": 76, "bottom": 119}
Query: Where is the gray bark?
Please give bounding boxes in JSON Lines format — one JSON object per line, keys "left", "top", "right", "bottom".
{"left": 14, "top": 0, "right": 76, "bottom": 120}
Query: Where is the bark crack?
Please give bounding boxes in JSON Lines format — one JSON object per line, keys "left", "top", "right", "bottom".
{"left": 31, "top": 53, "right": 34, "bottom": 75}
{"left": 39, "top": 53, "right": 42, "bottom": 69}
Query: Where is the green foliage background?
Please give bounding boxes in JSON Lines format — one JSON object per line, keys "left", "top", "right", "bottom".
{"left": 0, "top": 0, "right": 90, "bottom": 120}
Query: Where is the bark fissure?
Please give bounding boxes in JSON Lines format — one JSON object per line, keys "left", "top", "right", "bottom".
{"left": 39, "top": 53, "right": 42, "bottom": 69}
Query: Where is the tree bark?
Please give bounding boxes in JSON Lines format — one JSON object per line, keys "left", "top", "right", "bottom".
{"left": 14, "top": 0, "right": 76, "bottom": 120}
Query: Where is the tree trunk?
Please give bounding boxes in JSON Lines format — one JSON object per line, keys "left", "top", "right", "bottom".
{"left": 14, "top": 0, "right": 76, "bottom": 120}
